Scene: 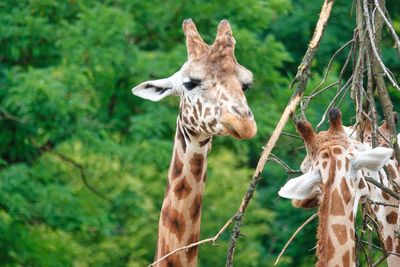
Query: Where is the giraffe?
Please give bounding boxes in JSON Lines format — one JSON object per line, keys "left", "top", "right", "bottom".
{"left": 131, "top": 19, "right": 256, "bottom": 266}
{"left": 287, "top": 118, "right": 400, "bottom": 265}
{"left": 278, "top": 108, "right": 393, "bottom": 267}
{"left": 362, "top": 120, "right": 400, "bottom": 265}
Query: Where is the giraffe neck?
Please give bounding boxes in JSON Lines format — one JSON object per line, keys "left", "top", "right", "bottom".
{"left": 369, "top": 159, "right": 400, "bottom": 266}
{"left": 317, "top": 155, "right": 356, "bottom": 267}
{"left": 155, "top": 120, "right": 211, "bottom": 267}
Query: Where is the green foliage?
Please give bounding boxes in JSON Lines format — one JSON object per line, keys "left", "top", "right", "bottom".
{"left": 0, "top": 0, "right": 399, "bottom": 266}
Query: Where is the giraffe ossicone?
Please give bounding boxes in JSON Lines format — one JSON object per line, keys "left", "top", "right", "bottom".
{"left": 132, "top": 19, "right": 257, "bottom": 267}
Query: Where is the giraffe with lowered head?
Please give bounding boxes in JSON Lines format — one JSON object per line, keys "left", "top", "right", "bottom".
{"left": 132, "top": 19, "right": 256, "bottom": 266}
{"left": 278, "top": 108, "right": 393, "bottom": 267}
{"left": 283, "top": 117, "right": 400, "bottom": 266}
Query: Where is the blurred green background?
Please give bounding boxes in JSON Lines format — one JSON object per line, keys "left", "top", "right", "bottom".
{"left": 1, "top": 0, "right": 399, "bottom": 266}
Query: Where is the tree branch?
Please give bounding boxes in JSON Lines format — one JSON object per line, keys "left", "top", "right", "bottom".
{"left": 274, "top": 212, "right": 318, "bottom": 265}
{"left": 225, "top": 1, "right": 335, "bottom": 265}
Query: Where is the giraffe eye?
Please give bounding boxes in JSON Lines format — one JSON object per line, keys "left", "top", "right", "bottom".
{"left": 242, "top": 83, "right": 251, "bottom": 91}
{"left": 183, "top": 78, "right": 201, "bottom": 90}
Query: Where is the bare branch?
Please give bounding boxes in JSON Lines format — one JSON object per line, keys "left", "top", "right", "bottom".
{"left": 149, "top": 214, "right": 236, "bottom": 266}
{"left": 364, "top": 176, "right": 400, "bottom": 200}
{"left": 274, "top": 212, "right": 318, "bottom": 265}
{"left": 363, "top": 0, "right": 400, "bottom": 92}
{"left": 373, "top": 0, "right": 400, "bottom": 55}
{"left": 269, "top": 153, "right": 302, "bottom": 175}
{"left": 225, "top": 1, "right": 335, "bottom": 265}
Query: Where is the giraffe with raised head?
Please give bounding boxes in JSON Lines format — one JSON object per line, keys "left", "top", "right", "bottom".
{"left": 278, "top": 108, "right": 393, "bottom": 267}
{"left": 132, "top": 19, "right": 256, "bottom": 266}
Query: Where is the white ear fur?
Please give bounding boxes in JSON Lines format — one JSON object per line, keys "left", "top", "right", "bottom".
{"left": 278, "top": 169, "right": 321, "bottom": 200}
{"left": 351, "top": 147, "right": 393, "bottom": 171}
{"left": 132, "top": 71, "right": 182, "bottom": 101}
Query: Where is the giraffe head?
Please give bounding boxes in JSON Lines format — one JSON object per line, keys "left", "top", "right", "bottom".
{"left": 279, "top": 108, "right": 393, "bottom": 266}
{"left": 132, "top": 19, "right": 256, "bottom": 139}
{"left": 279, "top": 109, "right": 393, "bottom": 208}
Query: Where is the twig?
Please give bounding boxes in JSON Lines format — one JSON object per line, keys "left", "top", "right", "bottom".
{"left": 365, "top": 176, "right": 400, "bottom": 200}
{"left": 373, "top": 0, "right": 400, "bottom": 55}
{"left": 0, "top": 107, "right": 25, "bottom": 123}
{"left": 367, "top": 199, "right": 398, "bottom": 208}
{"left": 149, "top": 214, "right": 236, "bottom": 266}
{"left": 269, "top": 153, "right": 302, "bottom": 174}
{"left": 361, "top": 240, "right": 400, "bottom": 257}
{"left": 363, "top": 0, "right": 400, "bottom": 92}
{"left": 281, "top": 132, "right": 302, "bottom": 140}
{"left": 52, "top": 151, "right": 111, "bottom": 202}
{"left": 225, "top": 1, "right": 335, "bottom": 266}
{"left": 274, "top": 212, "right": 318, "bottom": 265}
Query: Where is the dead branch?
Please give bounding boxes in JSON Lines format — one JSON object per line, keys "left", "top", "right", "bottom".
{"left": 365, "top": 176, "right": 400, "bottom": 200}
{"left": 373, "top": 0, "right": 400, "bottom": 55}
{"left": 274, "top": 212, "right": 318, "bottom": 265}
{"left": 269, "top": 153, "right": 302, "bottom": 175}
{"left": 225, "top": 1, "right": 335, "bottom": 266}
{"left": 148, "top": 214, "right": 236, "bottom": 266}
{"left": 364, "top": 0, "right": 400, "bottom": 167}
{"left": 364, "top": 0, "right": 400, "bottom": 92}
{"left": 367, "top": 199, "right": 398, "bottom": 208}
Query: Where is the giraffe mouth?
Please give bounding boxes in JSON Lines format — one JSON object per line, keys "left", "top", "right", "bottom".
{"left": 222, "top": 123, "right": 242, "bottom": 139}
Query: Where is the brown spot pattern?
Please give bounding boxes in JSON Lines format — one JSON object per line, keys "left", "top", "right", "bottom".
{"left": 330, "top": 189, "right": 345, "bottom": 216}
{"left": 386, "top": 211, "right": 398, "bottom": 224}
{"left": 173, "top": 177, "right": 193, "bottom": 200}
{"left": 186, "top": 233, "right": 200, "bottom": 263}
{"left": 190, "top": 153, "right": 204, "bottom": 182}
{"left": 386, "top": 236, "right": 393, "bottom": 251}
{"left": 337, "top": 160, "right": 342, "bottom": 170}
{"left": 169, "top": 207, "right": 186, "bottom": 242}
{"left": 382, "top": 191, "right": 390, "bottom": 200}
{"left": 342, "top": 251, "right": 350, "bottom": 267}
{"left": 345, "top": 158, "right": 350, "bottom": 171}
{"left": 164, "top": 254, "right": 183, "bottom": 267}
{"left": 161, "top": 202, "right": 171, "bottom": 227}
{"left": 388, "top": 164, "right": 396, "bottom": 180}
{"left": 196, "top": 99, "right": 202, "bottom": 116}
{"left": 332, "top": 224, "right": 348, "bottom": 245}
{"left": 176, "top": 126, "right": 187, "bottom": 153}
{"left": 322, "top": 161, "right": 328, "bottom": 169}
{"left": 340, "top": 177, "right": 351, "bottom": 204}
{"left": 326, "top": 236, "right": 335, "bottom": 262}
{"left": 322, "top": 152, "right": 329, "bottom": 159}
{"left": 396, "top": 241, "right": 400, "bottom": 254}
{"left": 358, "top": 179, "right": 366, "bottom": 189}
{"left": 333, "top": 147, "right": 342, "bottom": 154}
{"left": 172, "top": 152, "right": 183, "bottom": 179}
{"left": 190, "top": 194, "right": 202, "bottom": 222}
{"left": 199, "top": 137, "right": 211, "bottom": 147}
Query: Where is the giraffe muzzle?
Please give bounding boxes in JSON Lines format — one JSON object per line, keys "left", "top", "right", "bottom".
{"left": 220, "top": 111, "right": 257, "bottom": 139}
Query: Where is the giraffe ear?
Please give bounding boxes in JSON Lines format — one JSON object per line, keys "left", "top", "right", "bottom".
{"left": 132, "top": 71, "right": 182, "bottom": 101}
{"left": 278, "top": 169, "right": 321, "bottom": 200}
{"left": 351, "top": 147, "right": 393, "bottom": 171}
